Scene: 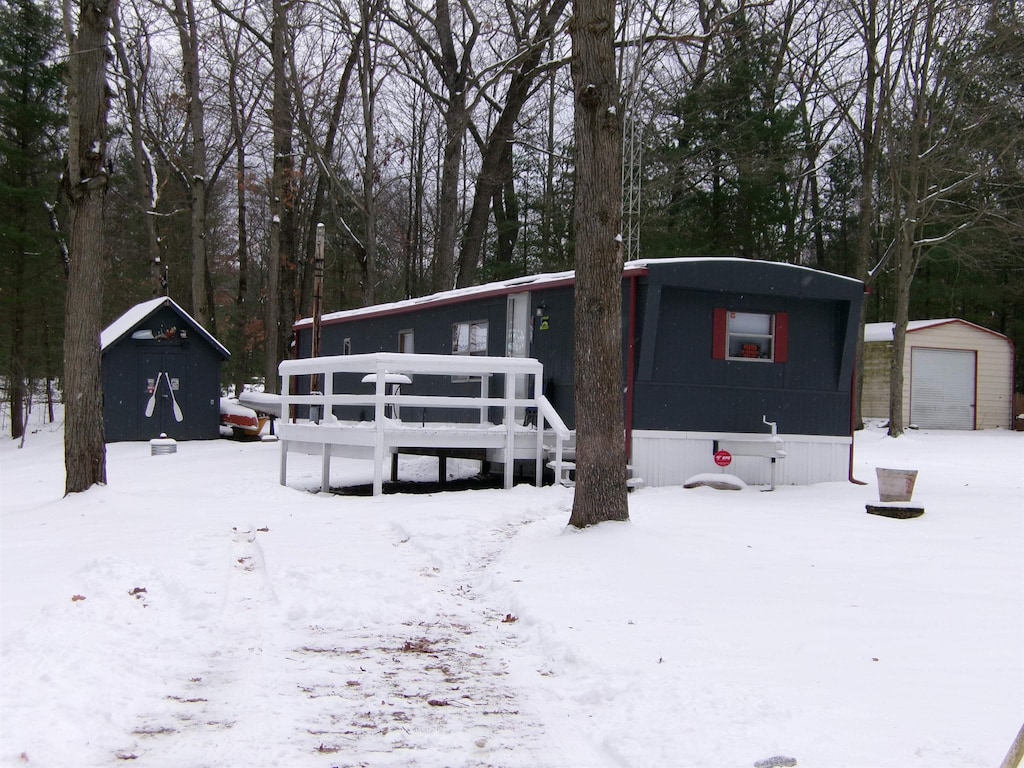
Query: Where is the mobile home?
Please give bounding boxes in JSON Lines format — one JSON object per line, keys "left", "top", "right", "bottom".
{"left": 292, "top": 258, "right": 864, "bottom": 486}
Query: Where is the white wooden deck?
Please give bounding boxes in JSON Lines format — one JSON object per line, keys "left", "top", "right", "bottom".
{"left": 278, "top": 352, "right": 571, "bottom": 496}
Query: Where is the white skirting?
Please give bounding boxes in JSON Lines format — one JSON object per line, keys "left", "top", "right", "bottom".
{"left": 630, "top": 429, "right": 852, "bottom": 487}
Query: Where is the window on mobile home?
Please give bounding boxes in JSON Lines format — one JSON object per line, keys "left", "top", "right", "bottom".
{"left": 452, "top": 320, "right": 488, "bottom": 382}
{"left": 452, "top": 321, "right": 488, "bottom": 356}
{"left": 712, "top": 309, "right": 788, "bottom": 362}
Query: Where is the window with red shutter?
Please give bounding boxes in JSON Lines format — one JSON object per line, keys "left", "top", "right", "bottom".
{"left": 713, "top": 309, "right": 787, "bottom": 363}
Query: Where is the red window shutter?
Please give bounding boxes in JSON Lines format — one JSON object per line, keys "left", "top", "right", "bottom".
{"left": 712, "top": 308, "right": 727, "bottom": 359}
{"left": 774, "top": 312, "right": 789, "bottom": 362}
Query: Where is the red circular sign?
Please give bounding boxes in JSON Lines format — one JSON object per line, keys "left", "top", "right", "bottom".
{"left": 714, "top": 450, "right": 733, "bottom": 467}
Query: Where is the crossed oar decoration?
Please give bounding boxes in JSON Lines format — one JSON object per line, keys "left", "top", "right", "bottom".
{"left": 144, "top": 372, "right": 184, "bottom": 422}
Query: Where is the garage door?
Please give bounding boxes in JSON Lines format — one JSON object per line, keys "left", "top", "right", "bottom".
{"left": 910, "top": 348, "right": 976, "bottom": 429}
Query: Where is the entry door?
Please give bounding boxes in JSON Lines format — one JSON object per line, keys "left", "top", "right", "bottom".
{"left": 506, "top": 293, "right": 530, "bottom": 421}
{"left": 910, "top": 347, "right": 976, "bottom": 429}
{"left": 139, "top": 352, "right": 188, "bottom": 439}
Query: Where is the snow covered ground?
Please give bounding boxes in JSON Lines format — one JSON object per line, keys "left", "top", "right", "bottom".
{"left": 1, "top": 411, "right": 1022, "bottom": 768}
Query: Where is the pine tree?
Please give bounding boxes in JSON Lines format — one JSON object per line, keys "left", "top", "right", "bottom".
{"left": 0, "top": 0, "right": 66, "bottom": 439}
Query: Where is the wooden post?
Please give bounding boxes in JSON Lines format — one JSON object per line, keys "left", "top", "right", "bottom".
{"left": 504, "top": 370, "right": 515, "bottom": 489}
{"left": 310, "top": 223, "right": 325, "bottom": 396}
{"left": 534, "top": 370, "right": 544, "bottom": 486}
{"left": 373, "top": 361, "right": 386, "bottom": 496}
{"left": 1000, "top": 722, "right": 1024, "bottom": 768}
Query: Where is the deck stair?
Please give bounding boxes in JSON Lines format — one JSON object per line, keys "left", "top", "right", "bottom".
{"left": 544, "top": 436, "right": 645, "bottom": 491}
{"left": 544, "top": 433, "right": 575, "bottom": 486}
{"left": 626, "top": 464, "right": 645, "bottom": 491}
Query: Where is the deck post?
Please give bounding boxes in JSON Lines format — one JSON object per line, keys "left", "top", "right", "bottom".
{"left": 321, "top": 443, "right": 331, "bottom": 492}
{"left": 479, "top": 375, "right": 489, "bottom": 425}
{"left": 534, "top": 371, "right": 544, "bottom": 486}
{"left": 373, "top": 361, "right": 387, "bottom": 496}
{"left": 279, "top": 370, "right": 291, "bottom": 486}
{"left": 504, "top": 372, "right": 515, "bottom": 489}
{"left": 279, "top": 440, "right": 288, "bottom": 485}
{"left": 320, "top": 367, "right": 333, "bottom": 492}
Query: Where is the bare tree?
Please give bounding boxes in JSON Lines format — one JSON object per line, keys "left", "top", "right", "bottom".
{"left": 111, "top": 0, "right": 165, "bottom": 295}
{"left": 841, "top": 0, "right": 903, "bottom": 429}
{"left": 145, "top": 0, "right": 216, "bottom": 329}
{"left": 455, "top": 0, "right": 571, "bottom": 287}
{"left": 567, "top": 0, "right": 628, "bottom": 527}
{"left": 62, "top": 0, "right": 114, "bottom": 493}
{"left": 878, "top": 0, "right": 994, "bottom": 436}
{"left": 387, "top": 0, "right": 480, "bottom": 291}
{"left": 217, "top": 10, "right": 266, "bottom": 394}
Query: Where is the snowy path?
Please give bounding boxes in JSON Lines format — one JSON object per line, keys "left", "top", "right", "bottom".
{"left": 100, "top": 509, "right": 572, "bottom": 767}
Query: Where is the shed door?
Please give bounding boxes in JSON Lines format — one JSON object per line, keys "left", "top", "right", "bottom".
{"left": 910, "top": 347, "right": 976, "bottom": 429}
{"left": 140, "top": 352, "right": 188, "bottom": 439}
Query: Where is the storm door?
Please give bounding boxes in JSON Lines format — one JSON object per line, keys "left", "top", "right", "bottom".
{"left": 506, "top": 293, "right": 531, "bottom": 423}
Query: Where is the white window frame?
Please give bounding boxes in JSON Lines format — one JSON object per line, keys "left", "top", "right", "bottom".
{"left": 452, "top": 320, "right": 488, "bottom": 382}
{"left": 399, "top": 329, "right": 414, "bottom": 354}
{"left": 726, "top": 311, "right": 775, "bottom": 362}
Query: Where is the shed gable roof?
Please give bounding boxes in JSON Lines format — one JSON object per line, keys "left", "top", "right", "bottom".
{"left": 864, "top": 318, "right": 1010, "bottom": 344}
{"left": 100, "top": 297, "right": 230, "bottom": 359}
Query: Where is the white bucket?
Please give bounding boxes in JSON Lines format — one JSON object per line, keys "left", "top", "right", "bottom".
{"left": 876, "top": 467, "right": 918, "bottom": 502}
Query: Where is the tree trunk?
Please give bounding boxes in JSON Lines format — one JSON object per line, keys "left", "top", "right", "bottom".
{"left": 62, "top": 0, "right": 113, "bottom": 493}
{"left": 8, "top": 257, "right": 26, "bottom": 439}
{"left": 887, "top": 243, "right": 914, "bottom": 437}
{"left": 851, "top": 0, "right": 884, "bottom": 432}
{"left": 264, "top": 0, "right": 296, "bottom": 393}
{"left": 568, "top": 0, "right": 628, "bottom": 528}
{"left": 433, "top": 94, "right": 466, "bottom": 292}
{"left": 172, "top": 0, "right": 212, "bottom": 331}
{"left": 227, "top": 32, "right": 250, "bottom": 398}
{"left": 358, "top": 0, "right": 378, "bottom": 305}
{"left": 426, "top": 0, "right": 472, "bottom": 293}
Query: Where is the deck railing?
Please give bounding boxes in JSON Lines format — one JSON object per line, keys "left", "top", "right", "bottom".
{"left": 278, "top": 352, "right": 568, "bottom": 494}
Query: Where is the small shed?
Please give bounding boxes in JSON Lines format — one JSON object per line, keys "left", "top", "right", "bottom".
{"left": 863, "top": 319, "right": 1014, "bottom": 429}
{"left": 100, "top": 297, "right": 230, "bottom": 441}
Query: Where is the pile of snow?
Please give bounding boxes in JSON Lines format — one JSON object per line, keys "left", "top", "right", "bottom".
{"left": 1, "top": 415, "right": 1022, "bottom": 767}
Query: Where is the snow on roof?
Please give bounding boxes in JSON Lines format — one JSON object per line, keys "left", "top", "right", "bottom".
{"left": 296, "top": 257, "right": 862, "bottom": 329}
{"left": 294, "top": 268, "right": 579, "bottom": 328}
{"left": 863, "top": 318, "right": 1003, "bottom": 343}
{"left": 100, "top": 296, "right": 230, "bottom": 358}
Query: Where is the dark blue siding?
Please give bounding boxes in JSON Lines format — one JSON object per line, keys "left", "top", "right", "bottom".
{"left": 296, "top": 259, "right": 863, "bottom": 438}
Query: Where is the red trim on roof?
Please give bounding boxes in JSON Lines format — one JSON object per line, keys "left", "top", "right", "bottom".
{"left": 298, "top": 264, "right": 651, "bottom": 330}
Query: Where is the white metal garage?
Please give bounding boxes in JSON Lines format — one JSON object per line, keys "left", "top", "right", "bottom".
{"left": 863, "top": 319, "right": 1014, "bottom": 430}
